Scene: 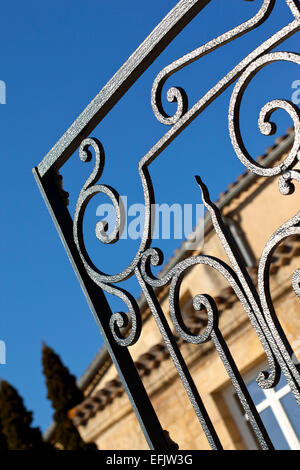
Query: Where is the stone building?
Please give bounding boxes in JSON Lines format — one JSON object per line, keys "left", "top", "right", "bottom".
{"left": 68, "top": 128, "right": 300, "bottom": 450}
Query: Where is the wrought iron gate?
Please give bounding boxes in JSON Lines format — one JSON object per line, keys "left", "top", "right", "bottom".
{"left": 33, "top": 0, "right": 300, "bottom": 450}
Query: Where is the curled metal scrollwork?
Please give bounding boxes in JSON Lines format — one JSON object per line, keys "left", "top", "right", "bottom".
{"left": 139, "top": 246, "right": 275, "bottom": 448}
{"left": 227, "top": 47, "right": 300, "bottom": 402}
{"left": 78, "top": 137, "right": 125, "bottom": 245}
{"left": 292, "top": 269, "right": 300, "bottom": 298}
{"left": 279, "top": 169, "right": 300, "bottom": 195}
{"left": 151, "top": 0, "right": 275, "bottom": 125}
{"left": 229, "top": 52, "right": 300, "bottom": 177}
{"left": 108, "top": 287, "right": 142, "bottom": 347}
{"left": 73, "top": 138, "right": 142, "bottom": 346}
{"left": 168, "top": 262, "right": 274, "bottom": 449}
{"left": 258, "top": 212, "right": 300, "bottom": 401}
{"left": 195, "top": 176, "right": 281, "bottom": 389}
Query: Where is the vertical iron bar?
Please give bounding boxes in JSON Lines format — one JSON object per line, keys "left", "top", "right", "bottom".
{"left": 33, "top": 167, "right": 175, "bottom": 450}
{"left": 135, "top": 265, "right": 223, "bottom": 450}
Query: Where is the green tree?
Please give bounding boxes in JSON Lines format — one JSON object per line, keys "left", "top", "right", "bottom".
{"left": 0, "top": 380, "right": 49, "bottom": 450}
{"left": 42, "top": 344, "right": 96, "bottom": 450}
{"left": 0, "top": 421, "right": 7, "bottom": 451}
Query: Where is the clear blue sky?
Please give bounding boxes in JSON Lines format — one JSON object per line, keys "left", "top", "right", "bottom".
{"left": 0, "top": 0, "right": 299, "bottom": 432}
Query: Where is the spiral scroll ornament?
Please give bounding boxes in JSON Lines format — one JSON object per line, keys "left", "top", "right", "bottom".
{"left": 73, "top": 138, "right": 142, "bottom": 346}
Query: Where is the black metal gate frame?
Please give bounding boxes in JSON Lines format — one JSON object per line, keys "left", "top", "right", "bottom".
{"left": 33, "top": 0, "right": 300, "bottom": 450}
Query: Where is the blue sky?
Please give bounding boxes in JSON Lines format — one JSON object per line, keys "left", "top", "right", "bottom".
{"left": 0, "top": 0, "right": 299, "bottom": 432}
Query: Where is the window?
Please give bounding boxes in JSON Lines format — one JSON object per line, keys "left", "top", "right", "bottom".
{"left": 224, "top": 364, "right": 300, "bottom": 450}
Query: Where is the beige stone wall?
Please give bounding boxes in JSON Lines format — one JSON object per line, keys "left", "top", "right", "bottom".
{"left": 223, "top": 163, "right": 300, "bottom": 259}
{"left": 77, "top": 158, "right": 300, "bottom": 450}
{"left": 80, "top": 284, "right": 300, "bottom": 449}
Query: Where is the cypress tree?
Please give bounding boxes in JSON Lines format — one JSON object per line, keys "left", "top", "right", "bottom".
{"left": 0, "top": 380, "right": 48, "bottom": 450}
{"left": 0, "top": 421, "right": 7, "bottom": 451}
{"left": 42, "top": 344, "right": 96, "bottom": 450}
